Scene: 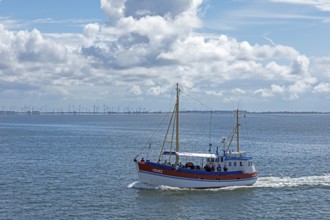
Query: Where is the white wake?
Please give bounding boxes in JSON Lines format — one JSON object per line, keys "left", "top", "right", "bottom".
{"left": 127, "top": 181, "right": 140, "bottom": 189}
{"left": 255, "top": 174, "right": 330, "bottom": 188}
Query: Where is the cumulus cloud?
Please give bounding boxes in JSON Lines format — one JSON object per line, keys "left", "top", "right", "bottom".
{"left": 313, "top": 57, "right": 330, "bottom": 79}
{"left": 0, "top": 23, "right": 93, "bottom": 104}
{"left": 129, "top": 84, "right": 143, "bottom": 95}
{"left": 313, "top": 82, "right": 330, "bottom": 93}
{"left": 101, "top": 0, "right": 126, "bottom": 21}
{"left": 82, "top": 0, "right": 204, "bottom": 70}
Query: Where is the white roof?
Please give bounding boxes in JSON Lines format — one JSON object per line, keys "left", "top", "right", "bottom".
{"left": 176, "top": 152, "right": 217, "bottom": 158}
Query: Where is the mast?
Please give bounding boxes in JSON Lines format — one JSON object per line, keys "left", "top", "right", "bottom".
{"left": 236, "top": 109, "right": 240, "bottom": 153}
{"left": 175, "top": 83, "right": 180, "bottom": 165}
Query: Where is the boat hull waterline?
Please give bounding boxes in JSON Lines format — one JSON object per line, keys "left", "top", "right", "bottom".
{"left": 136, "top": 162, "right": 258, "bottom": 188}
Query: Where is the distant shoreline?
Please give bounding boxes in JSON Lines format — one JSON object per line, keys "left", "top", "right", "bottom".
{"left": 1, "top": 110, "right": 329, "bottom": 116}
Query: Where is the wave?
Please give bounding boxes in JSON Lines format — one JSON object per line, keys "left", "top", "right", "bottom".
{"left": 127, "top": 174, "right": 330, "bottom": 191}
{"left": 127, "top": 181, "right": 140, "bottom": 189}
{"left": 127, "top": 181, "right": 188, "bottom": 190}
{"left": 127, "top": 181, "right": 159, "bottom": 190}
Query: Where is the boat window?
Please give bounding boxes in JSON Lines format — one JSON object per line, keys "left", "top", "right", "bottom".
{"left": 220, "top": 157, "right": 223, "bottom": 162}
{"left": 240, "top": 161, "right": 243, "bottom": 166}
{"left": 234, "top": 162, "right": 237, "bottom": 166}
{"left": 229, "top": 162, "right": 232, "bottom": 166}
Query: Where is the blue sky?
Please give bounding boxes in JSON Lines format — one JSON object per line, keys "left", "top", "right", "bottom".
{"left": 0, "top": 0, "right": 330, "bottom": 112}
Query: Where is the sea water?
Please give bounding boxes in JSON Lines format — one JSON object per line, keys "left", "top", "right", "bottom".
{"left": 0, "top": 113, "right": 329, "bottom": 219}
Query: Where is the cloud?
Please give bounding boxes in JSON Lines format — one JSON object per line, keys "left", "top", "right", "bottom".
{"left": 254, "top": 84, "right": 286, "bottom": 97}
{"left": 313, "top": 82, "right": 330, "bottom": 93}
{"left": 128, "top": 84, "right": 142, "bottom": 95}
{"left": 100, "top": 0, "right": 203, "bottom": 27}
{"left": 101, "top": 0, "right": 126, "bottom": 21}
{"left": 0, "top": 16, "right": 100, "bottom": 31}
{"left": 263, "top": 34, "right": 276, "bottom": 46}
{"left": 255, "top": 54, "right": 317, "bottom": 99}
{"left": 81, "top": 0, "right": 204, "bottom": 71}
{"left": 313, "top": 57, "right": 330, "bottom": 79}
{"left": 0, "top": 25, "right": 72, "bottom": 64}
{"left": 271, "top": 0, "right": 330, "bottom": 12}
{"left": 0, "top": 24, "right": 92, "bottom": 99}
{"left": 124, "top": 0, "right": 197, "bottom": 19}
{"left": 290, "top": 55, "right": 310, "bottom": 75}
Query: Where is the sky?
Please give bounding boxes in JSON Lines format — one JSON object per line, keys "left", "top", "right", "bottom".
{"left": 0, "top": 0, "right": 330, "bottom": 112}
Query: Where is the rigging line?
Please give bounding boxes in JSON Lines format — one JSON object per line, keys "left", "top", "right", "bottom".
{"left": 182, "top": 91, "right": 213, "bottom": 111}
{"left": 180, "top": 85, "right": 214, "bottom": 147}
{"left": 140, "top": 85, "right": 177, "bottom": 161}
{"left": 168, "top": 84, "right": 176, "bottom": 112}
{"left": 157, "top": 104, "right": 176, "bottom": 162}
{"left": 146, "top": 85, "right": 176, "bottom": 147}
{"left": 224, "top": 125, "right": 236, "bottom": 152}
{"left": 242, "top": 112, "right": 256, "bottom": 154}
{"left": 147, "top": 112, "right": 168, "bottom": 144}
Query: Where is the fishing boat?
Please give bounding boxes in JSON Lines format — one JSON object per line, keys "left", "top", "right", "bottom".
{"left": 134, "top": 83, "right": 258, "bottom": 188}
